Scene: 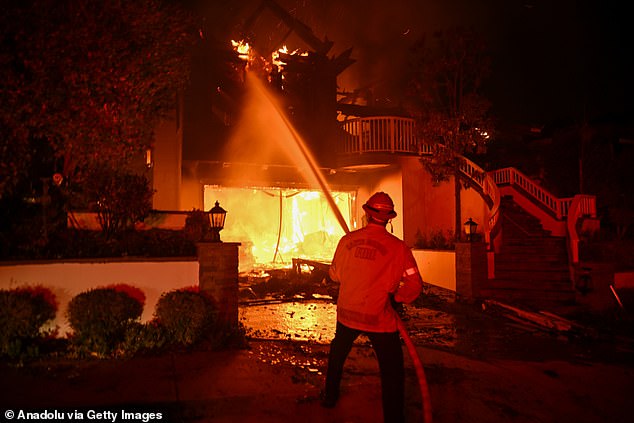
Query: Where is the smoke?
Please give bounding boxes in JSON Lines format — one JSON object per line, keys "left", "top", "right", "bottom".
{"left": 221, "top": 73, "right": 320, "bottom": 185}
{"left": 266, "top": 0, "right": 486, "bottom": 104}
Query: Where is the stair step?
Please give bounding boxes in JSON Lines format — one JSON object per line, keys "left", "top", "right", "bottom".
{"left": 498, "top": 251, "right": 568, "bottom": 260}
{"left": 485, "top": 279, "right": 572, "bottom": 290}
{"left": 495, "top": 262, "right": 570, "bottom": 279}
{"left": 488, "top": 196, "right": 577, "bottom": 308}
{"left": 495, "top": 250, "right": 567, "bottom": 259}
{"left": 495, "top": 265, "right": 569, "bottom": 274}
{"left": 499, "top": 245, "right": 567, "bottom": 254}
{"left": 502, "top": 229, "right": 552, "bottom": 238}
{"left": 479, "top": 288, "right": 576, "bottom": 307}
{"left": 492, "top": 277, "right": 571, "bottom": 286}
{"left": 501, "top": 217, "right": 545, "bottom": 227}
{"left": 502, "top": 236, "right": 566, "bottom": 245}
{"left": 495, "top": 256, "right": 567, "bottom": 265}
{"left": 496, "top": 253, "right": 567, "bottom": 261}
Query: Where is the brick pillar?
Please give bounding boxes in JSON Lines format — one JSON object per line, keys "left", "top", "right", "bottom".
{"left": 196, "top": 242, "right": 241, "bottom": 328}
{"left": 455, "top": 241, "right": 487, "bottom": 300}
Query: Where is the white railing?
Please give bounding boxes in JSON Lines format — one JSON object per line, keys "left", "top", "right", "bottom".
{"left": 340, "top": 116, "right": 418, "bottom": 154}
{"left": 340, "top": 117, "right": 501, "bottom": 245}
{"left": 567, "top": 194, "right": 598, "bottom": 264}
{"left": 488, "top": 167, "right": 597, "bottom": 266}
{"left": 488, "top": 167, "right": 597, "bottom": 222}
{"left": 459, "top": 157, "right": 501, "bottom": 244}
{"left": 338, "top": 119, "right": 598, "bottom": 264}
{"left": 489, "top": 167, "right": 567, "bottom": 218}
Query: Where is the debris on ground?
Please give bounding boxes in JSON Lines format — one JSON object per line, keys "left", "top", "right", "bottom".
{"left": 482, "top": 299, "right": 590, "bottom": 336}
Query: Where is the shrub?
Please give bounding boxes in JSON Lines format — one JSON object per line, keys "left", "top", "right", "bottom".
{"left": 155, "top": 288, "right": 216, "bottom": 347}
{"left": 414, "top": 228, "right": 455, "bottom": 250}
{"left": 82, "top": 168, "right": 154, "bottom": 238}
{"left": 0, "top": 286, "right": 57, "bottom": 360}
{"left": 119, "top": 320, "right": 168, "bottom": 357}
{"left": 67, "top": 287, "right": 143, "bottom": 357}
{"left": 47, "top": 228, "right": 196, "bottom": 259}
{"left": 1, "top": 226, "right": 197, "bottom": 261}
{"left": 183, "top": 209, "right": 211, "bottom": 242}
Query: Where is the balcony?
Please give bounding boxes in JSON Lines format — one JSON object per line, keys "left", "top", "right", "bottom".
{"left": 340, "top": 116, "right": 420, "bottom": 155}
{"left": 337, "top": 116, "right": 427, "bottom": 170}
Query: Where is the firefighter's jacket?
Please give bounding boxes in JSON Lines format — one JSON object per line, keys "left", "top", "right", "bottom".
{"left": 329, "top": 223, "right": 423, "bottom": 333}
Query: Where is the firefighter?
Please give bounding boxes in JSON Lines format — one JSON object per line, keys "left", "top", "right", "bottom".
{"left": 321, "top": 191, "right": 423, "bottom": 423}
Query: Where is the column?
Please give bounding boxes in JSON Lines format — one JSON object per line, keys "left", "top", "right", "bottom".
{"left": 455, "top": 241, "right": 487, "bottom": 300}
{"left": 196, "top": 242, "right": 241, "bottom": 328}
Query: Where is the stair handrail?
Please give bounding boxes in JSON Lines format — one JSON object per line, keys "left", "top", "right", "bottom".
{"left": 340, "top": 117, "right": 501, "bottom": 247}
{"left": 457, "top": 156, "right": 501, "bottom": 246}
{"left": 489, "top": 167, "right": 567, "bottom": 219}
{"left": 489, "top": 166, "right": 598, "bottom": 275}
{"left": 417, "top": 143, "right": 501, "bottom": 246}
{"left": 567, "top": 194, "right": 598, "bottom": 264}
{"left": 415, "top": 143, "right": 501, "bottom": 247}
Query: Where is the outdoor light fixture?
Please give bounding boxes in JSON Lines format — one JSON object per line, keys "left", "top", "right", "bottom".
{"left": 464, "top": 217, "right": 478, "bottom": 242}
{"left": 208, "top": 200, "right": 227, "bottom": 242}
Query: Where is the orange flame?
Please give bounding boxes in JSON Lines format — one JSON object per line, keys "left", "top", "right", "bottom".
{"left": 231, "top": 39, "right": 250, "bottom": 60}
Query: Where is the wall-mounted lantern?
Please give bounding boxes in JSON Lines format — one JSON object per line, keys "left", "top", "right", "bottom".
{"left": 464, "top": 217, "right": 478, "bottom": 242}
{"left": 208, "top": 201, "right": 227, "bottom": 242}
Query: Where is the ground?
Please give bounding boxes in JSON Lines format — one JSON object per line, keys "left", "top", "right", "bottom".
{"left": 1, "top": 275, "right": 633, "bottom": 423}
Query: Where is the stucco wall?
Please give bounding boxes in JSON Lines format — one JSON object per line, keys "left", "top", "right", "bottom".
{"left": 152, "top": 118, "right": 182, "bottom": 210}
{"left": 339, "top": 165, "right": 404, "bottom": 237}
{"left": 0, "top": 259, "right": 198, "bottom": 335}
{"left": 400, "top": 156, "right": 453, "bottom": 247}
{"left": 412, "top": 249, "right": 456, "bottom": 292}
{"left": 460, "top": 183, "right": 493, "bottom": 234}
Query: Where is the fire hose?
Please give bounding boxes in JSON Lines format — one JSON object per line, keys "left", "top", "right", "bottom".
{"left": 267, "top": 84, "right": 432, "bottom": 421}
{"left": 396, "top": 314, "right": 433, "bottom": 423}
{"left": 334, "top": 255, "right": 433, "bottom": 422}
{"left": 327, "top": 238, "right": 433, "bottom": 421}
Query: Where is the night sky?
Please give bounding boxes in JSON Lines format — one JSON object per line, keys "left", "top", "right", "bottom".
{"left": 229, "top": 0, "right": 633, "bottom": 126}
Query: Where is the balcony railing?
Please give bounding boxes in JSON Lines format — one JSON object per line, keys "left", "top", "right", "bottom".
{"left": 340, "top": 116, "right": 418, "bottom": 154}
{"left": 340, "top": 116, "right": 499, "bottom": 241}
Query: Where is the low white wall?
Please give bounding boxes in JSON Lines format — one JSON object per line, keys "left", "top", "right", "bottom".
{"left": 0, "top": 259, "right": 198, "bottom": 335}
{"left": 1, "top": 252, "right": 457, "bottom": 336}
{"left": 615, "top": 271, "right": 634, "bottom": 289}
{"left": 412, "top": 249, "right": 456, "bottom": 291}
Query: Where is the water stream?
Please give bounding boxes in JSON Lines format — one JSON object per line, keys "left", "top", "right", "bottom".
{"left": 245, "top": 73, "right": 351, "bottom": 235}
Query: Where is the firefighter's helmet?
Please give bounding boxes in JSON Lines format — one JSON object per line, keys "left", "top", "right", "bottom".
{"left": 362, "top": 192, "right": 397, "bottom": 222}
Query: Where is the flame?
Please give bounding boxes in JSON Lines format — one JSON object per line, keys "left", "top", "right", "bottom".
{"left": 272, "top": 45, "right": 308, "bottom": 67}
{"left": 475, "top": 127, "right": 490, "bottom": 140}
{"left": 220, "top": 41, "right": 349, "bottom": 273}
{"left": 204, "top": 186, "right": 352, "bottom": 272}
{"left": 231, "top": 39, "right": 310, "bottom": 81}
{"left": 231, "top": 39, "right": 251, "bottom": 60}
{"left": 272, "top": 46, "right": 287, "bottom": 67}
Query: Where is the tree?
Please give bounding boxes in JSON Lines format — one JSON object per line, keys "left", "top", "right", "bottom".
{"left": 82, "top": 167, "right": 154, "bottom": 238}
{"left": 0, "top": 0, "right": 199, "bottom": 197}
{"left": 407, "top": 27, "right": 493, "bottom": 241}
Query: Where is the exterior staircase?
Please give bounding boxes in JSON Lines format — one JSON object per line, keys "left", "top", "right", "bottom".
{"left": 481, "top": 196, "right": 576, "bottom": 308}
{"left": 336, "top": 115, "right": 598, "bottom": 309}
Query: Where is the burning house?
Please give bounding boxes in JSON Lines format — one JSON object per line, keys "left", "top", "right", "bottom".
{"left": 150, "top": 0, "right": 494, "bottom": 272}
{"left": 149, "top": 0, "right": 598, "bottom": 311}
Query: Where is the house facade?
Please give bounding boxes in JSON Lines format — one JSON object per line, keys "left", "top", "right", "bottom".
{"left": 148, "top": 0, "right": 600, "bottom": 308}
